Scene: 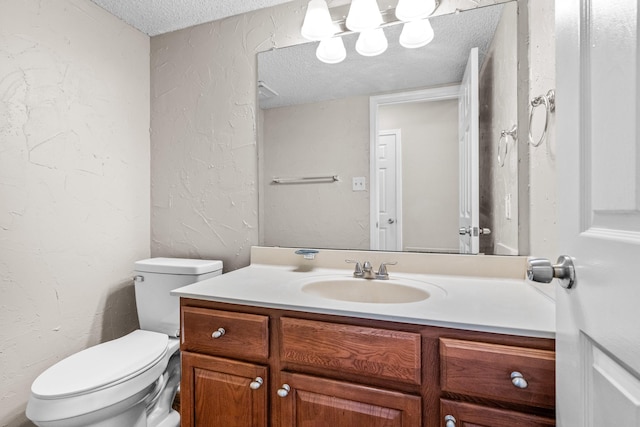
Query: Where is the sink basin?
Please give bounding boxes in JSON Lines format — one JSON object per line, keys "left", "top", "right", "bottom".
{"left": 301, "top": 278, "right": 431, "bottom": 304}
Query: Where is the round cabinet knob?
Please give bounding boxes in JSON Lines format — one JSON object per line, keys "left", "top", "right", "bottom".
{"left": 277, "top": 384, "right": 291, "bottom": 398}
{"left": 511, "top": 371, "right": 529, "bottom": 389}
{"left": 249, "top": 377, "right": 263, "bottom": 390}
{"left": 444, "top": 415, "right": 456, "bottom": 427}
{"left": 211, "top": 328, "right": 226, "bottom": 339}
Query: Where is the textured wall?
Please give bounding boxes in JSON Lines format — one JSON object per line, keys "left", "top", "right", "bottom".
{"left": 0, "top": 0, "right": 150, "bottom": 425}
{"left": 379, "top": 100, "right": 460, "bottom": 252}
{"left": 149, "top": 0, "right": 518, "bottom": 269}
{"left": 479, "top": 2, "right": 519, "bottom": 255}
{"left": 262, "top": 96, "right": 370, "bottom": 250}
{"left": 150, "top": 1, "right": 308, "bottom": 271}
{"left": 528, "top": 0, "right": 557, "bottom": 261}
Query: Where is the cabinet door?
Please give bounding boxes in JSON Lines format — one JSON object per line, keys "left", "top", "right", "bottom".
{"left": 182, "top": 351, "right": 267, "bottom": 427}
{"left": 440, "top": 399, "right": 554, "bottom": 427}
{"left": 278, "top": 372, "right": 421, "bottom": 427}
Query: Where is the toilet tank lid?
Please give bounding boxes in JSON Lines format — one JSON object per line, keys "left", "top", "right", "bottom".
{"left": 134, "top": 257, "right": 223, "bottom": 275}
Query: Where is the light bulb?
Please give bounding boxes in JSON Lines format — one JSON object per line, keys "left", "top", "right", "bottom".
{"left": 301, "top": 0, "right": 335, "bottom": 41}
{"left": 395, "top": 0, "right": 437, "bottom": 22}
{"left": 355, "top": 28, "right": 388, "bottom": 57}
{"left": 316, "top": 37, "right": 347, "bottom": 64}
{"left": 346, "top": 0, "right": 383, "bottom": 32}
{"left": 399, "top": 19, "right": 435, "bottom": 49}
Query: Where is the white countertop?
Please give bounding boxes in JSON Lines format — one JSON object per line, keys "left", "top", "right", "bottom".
{"left": 172, "top": 263, "right": 556, "bottom": 339}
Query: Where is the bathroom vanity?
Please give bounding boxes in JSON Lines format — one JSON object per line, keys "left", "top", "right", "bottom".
{"left": 172, "top": 247, "right": 556, "bottom": 427}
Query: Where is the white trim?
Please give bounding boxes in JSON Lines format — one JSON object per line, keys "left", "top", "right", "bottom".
{"left": 369, "top": 85, "right": 461, "bottom": 250}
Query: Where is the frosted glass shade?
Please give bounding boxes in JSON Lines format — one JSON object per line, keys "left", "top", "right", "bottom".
{"left": 355, "top": 28, "right": 388, "bottom": 57}
{"left": 399, "top": 19, "right": 435, "bottom": 48}
{"left": 316, "top": 37, "right": 347, "bottom": 64}
{"left": 395, "top": 0, "right": 437, "bottom": 22}
{"left": 346, "top": 0, "right": 383, "bottom": 32}
{"left": 301, "top": 0, "right": 335, "bottom": 41}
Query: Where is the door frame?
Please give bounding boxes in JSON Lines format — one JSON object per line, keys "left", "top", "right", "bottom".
{"left": 369, "top": 85, "right": 461, "bottom": 251}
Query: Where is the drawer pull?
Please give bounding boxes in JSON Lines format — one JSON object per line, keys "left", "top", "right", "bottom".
{"left": 511, "top": 371, "right": 529, "bottom": 389}
{"left": 249, "top": 377, "right": 263, "bottom": 390}
{"left": 444, "top": 415, "right": 456, "bottom": 427}
{"left": 211, "top": 328, "right": 226, "bottom": 339}
{"left": 277, "top": 384, "right": 291, "bottom": 398}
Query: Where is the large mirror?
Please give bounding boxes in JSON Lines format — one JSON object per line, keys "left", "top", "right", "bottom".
{"left": 258, "top": 1, "right": 525, "bottom": 255}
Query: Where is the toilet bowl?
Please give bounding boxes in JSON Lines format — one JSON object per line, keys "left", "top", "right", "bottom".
{"left": 26, "top": 258, "right": 223, "bottom": 427}
{"left": 27, "top": 331, "right": 179, "bottom": 427}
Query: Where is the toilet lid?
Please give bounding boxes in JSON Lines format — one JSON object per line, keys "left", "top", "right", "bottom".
{"left": 31, "top": 330, "right": 169, "bottom": 398}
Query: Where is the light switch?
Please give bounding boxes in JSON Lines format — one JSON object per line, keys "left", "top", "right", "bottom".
{"left": 352, "top": 177, "right": 366, "bottom": 191}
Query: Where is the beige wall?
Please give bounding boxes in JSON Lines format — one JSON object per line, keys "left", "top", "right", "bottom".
{"left": 150, "top": 1, "right": 308, "bottom": 271}
{"left": 0, "top": 0, "right": 150, "bottom": 425}
{"left": 379, "top": 100, "right": 459, "bottom": 252}
{"left": 261, "top": 97, "right": 370, "bottom": 249}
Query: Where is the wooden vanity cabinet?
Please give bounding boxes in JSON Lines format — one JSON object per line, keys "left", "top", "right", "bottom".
{"left": 279, "top": 372, "right": 422, "bottom": 427}
{"left": 181, "top": 352, "right": 268, "bottom": 427}
{"left": 179, "top": 298, "right": 555, "bottom": 427}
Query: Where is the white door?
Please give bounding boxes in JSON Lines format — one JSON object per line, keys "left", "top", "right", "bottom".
{"left": 556, "top": 1, "right": 640, "bottom": 426}
{"left": 458, "top": 47, "right": 480, "bottom": 254}
{"left": 375, "top": 130, "right": 402, "bottom": 251}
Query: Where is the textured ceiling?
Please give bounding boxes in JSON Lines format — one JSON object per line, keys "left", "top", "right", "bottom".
{"left": 89, "top": 0, "right": 296, "bottom": 36}
{"left": 258, "top": 4, "right": 505, "bottom": 109}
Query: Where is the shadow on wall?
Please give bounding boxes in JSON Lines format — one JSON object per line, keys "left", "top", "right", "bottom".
{"left": 94, "top": 279, "right": 140, "bottom": 345}
{"left": 7, "top": 282, "right": 140, "bottom": 427}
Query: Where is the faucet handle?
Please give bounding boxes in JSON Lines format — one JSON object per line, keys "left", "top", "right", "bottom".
{"left": 376, "top": 261, "right": 397, "bottom": 280}
{"left": 345, "top": 259, "right": 364, "bottom": 277}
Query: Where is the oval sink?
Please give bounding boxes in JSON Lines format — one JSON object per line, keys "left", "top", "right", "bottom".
{"left": 301, "top": 278, "right": 431, "bottom": 304}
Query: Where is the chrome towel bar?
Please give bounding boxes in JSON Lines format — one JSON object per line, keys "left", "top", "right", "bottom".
{"left": 271, "top": 175, "right": 339, "bottom": 184}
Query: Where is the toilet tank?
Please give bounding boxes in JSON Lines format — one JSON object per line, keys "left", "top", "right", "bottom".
{"left": 133, "top": 258, "right": 223, "bottom": 337}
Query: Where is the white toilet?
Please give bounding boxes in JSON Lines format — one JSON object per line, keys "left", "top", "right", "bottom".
{"left": 26, "top": 257, "right": 222, "bottom": 427}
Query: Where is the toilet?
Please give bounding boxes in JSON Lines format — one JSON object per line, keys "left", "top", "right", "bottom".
{"left": 26, "top": 257, "right": 222, "bottom": 427}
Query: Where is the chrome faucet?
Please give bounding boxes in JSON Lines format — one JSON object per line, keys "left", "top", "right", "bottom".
{"left": 346, "top": 260, "right": 397, "bottom": 279}
{"left": 362, "top": 261, "right": 375, "bottom": 279}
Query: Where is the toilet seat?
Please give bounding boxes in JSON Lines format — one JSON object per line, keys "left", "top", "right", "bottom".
{"left": 27, "top": 331, "right": 177, "bottom": 425}
{"left": 32, "top": 330, "right": 169, "bottom": 399}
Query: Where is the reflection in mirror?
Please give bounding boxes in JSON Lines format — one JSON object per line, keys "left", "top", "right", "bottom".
{"left": 258, "top": 1, "right": 522, "bottom": 255}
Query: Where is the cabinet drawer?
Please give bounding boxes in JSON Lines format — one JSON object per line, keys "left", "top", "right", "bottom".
{"left": 280, "top": 317, "right": 421, "bottom": 385}
{"left": 440, "top": 338, "right": 555, "bottom": 408}
{"left": 181, "top": 307, "right": 269, "bottom": 360}
{"left": 441, "top": 399, "right": 555, "bottom": 427}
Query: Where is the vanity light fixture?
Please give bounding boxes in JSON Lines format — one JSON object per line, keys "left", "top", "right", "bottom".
{"left": 301, "top": 0, "right": 336, "bottom": 40}
{"left": 395, "top": 0, "right": 438, "bottom": 22}
{"left": 300, "top": 0, "right": 439, "bottom": 64}
{"left": 316, "top": 37, "right": 347, "bottom": 63}
{"left": 399, "top": 18, "right": 434, "bottom": 49}
{"left": 356, "top": 28, "right": 388, "bottom": 56}
{"left": 345, "top": 0, "right": 384, "bottom": 32}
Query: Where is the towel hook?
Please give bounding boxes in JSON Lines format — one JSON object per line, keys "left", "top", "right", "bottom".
{"left": 498, "top": 125, "right": 518, "bottom": 167}
{"left": 528, "top": 89, "right": 555, "bottom": 147}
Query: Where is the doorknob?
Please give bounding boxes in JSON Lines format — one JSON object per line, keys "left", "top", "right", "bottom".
{"left": 459, "top": 226, "right": 471, "bottom": 236}
{"left": 388, "top": 218, "right": 395, "bottom": 224}
{"left": 458, "top": 226, "right": 491, "bottom": 236}
{"left": 527, "top": 255, "right": 576, "bottom": 289}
